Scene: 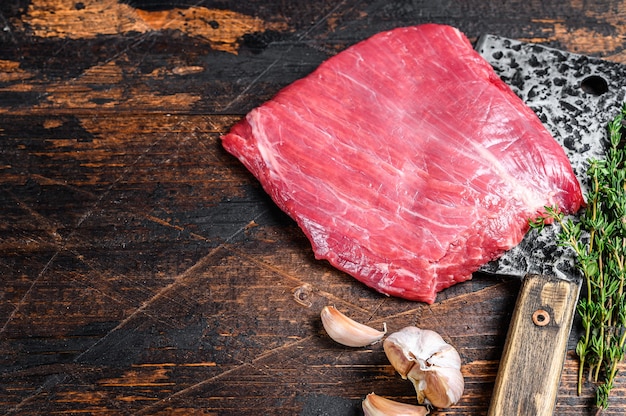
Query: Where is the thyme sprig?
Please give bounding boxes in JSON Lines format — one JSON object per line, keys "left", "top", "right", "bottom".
{"left": 530, "top": 103, "right": 626, "bottom": 411}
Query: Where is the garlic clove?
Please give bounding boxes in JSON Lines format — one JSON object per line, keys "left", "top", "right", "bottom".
{"left": 384, "top": 327, "right": 460, "bottom": 375}
{"left": 362, "top": 393, "right": 429, "bottom": 416}
{"left": 425, "top": 344, "right": 462, "bottom": 369}
{"left": 408, "top": 362, "right": 465, "bottom": 408}
{"left": 381, "top": 335, "right": 414, "bottom": 378}
{"left": 383, "top": 326, "right": 464, "bottom": 408}
{"left": 320, "top": 305, "right": 386, "bottom": 347}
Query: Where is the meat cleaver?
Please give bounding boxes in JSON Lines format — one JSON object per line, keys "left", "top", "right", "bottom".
{"left": 474, "top": 35, "right": 626, "bottom": 415}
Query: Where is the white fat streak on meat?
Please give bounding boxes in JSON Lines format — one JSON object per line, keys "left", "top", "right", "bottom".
{"left": 251, "top": 30, "right": 542, "bottom": 267}
{"left": 305, "top": 213, "right": 436, "bottom": 298}
{"left": 222, "top": 24, "right": 583, "bottom": 303}
{"left": 470, "top": 139, "right": 554, "bottom": 207}
{"left": 252, "top": 103, "right": 456, "bottom": 260}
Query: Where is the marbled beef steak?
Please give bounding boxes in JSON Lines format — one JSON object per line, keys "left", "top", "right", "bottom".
{"left": 221, "top": 24, "right": 584, "bottom": 303}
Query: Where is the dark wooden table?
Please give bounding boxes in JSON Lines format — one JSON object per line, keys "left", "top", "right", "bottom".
{"left": 2, "top": 1, "right": 626, "bottom": 415}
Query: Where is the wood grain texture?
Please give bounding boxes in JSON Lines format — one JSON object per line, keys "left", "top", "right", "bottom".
{"left": 488, "top": 275, "right": 580, "bottom": 416}
{"left": 2, "top": 0, "right": 626, "bottom": 415}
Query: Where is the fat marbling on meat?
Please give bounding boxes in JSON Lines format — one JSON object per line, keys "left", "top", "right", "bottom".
{"left": 221, "top": 24, "right": 584, "bottom": 303}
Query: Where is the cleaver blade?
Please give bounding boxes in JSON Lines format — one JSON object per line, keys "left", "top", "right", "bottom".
{"left": 474, "top": 35, "right": 626, "bottom": 416}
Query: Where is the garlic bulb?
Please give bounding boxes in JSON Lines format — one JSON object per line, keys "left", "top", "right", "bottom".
{"left": 320, "top": 305, "right": 386, "bottom": 347}
{"left": 362, "top": 393, "right": 429, "bottom": 416}
{"left": 383, "top": 326, "right": 464, "bottom": 408}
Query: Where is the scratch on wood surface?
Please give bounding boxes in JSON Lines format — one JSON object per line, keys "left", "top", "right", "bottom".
{"left": 226, "top": 245, "right": 314, "bottom": 286}
{"left": 99, "top": 368, "right": 175, "bottom": 387}
{"left": 116, "top": 395, "right": 159, "bottom": 403}
{"left": 66, "top": 207, "right": 271, "bottom": 366}
{"left": 3, "top": 191, "right": 64, "bottom": 244}
{"left": 223, "top": 244, "right": 379, "bottom": 315}
{"left": 133, "top": 336, "right": 316, "bottom": 415}
{"left": 143, "top": 214, "right": 208, "bottom": 241}
{"left": 0, "top": 251, "right": 59, "bottom": 336}
{"left": 19, "top": 0, "right": 288, "bottom": 54}
{"left": 0, "top": 114, "right": 174, "bottom": 346}
{"left": 219, "top": 0, "right": 351, "bottom": 112}
{"left": 133, "top": 362, "right": 218, "bottom": 367}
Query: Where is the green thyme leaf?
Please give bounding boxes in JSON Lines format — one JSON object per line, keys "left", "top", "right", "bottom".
{"left": 533, "top": 103, "right": 626, "bottom": 410}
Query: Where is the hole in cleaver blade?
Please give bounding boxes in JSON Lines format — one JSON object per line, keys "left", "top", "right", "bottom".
{"left": 475, "top": 34, "right": 626, "bottom": 278}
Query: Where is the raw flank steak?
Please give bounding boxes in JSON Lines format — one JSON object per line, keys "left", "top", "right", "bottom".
{"left": 221, "top": 24, "right": 584, "bottom": 303}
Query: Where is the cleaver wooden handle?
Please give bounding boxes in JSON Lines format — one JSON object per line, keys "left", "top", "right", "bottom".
{"left": 487, "top": 274, "right": 580, "bottom": 416}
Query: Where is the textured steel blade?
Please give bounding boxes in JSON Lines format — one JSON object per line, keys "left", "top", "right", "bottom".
{"left": 475, "top": 35, "right": 626, "bottom": 280}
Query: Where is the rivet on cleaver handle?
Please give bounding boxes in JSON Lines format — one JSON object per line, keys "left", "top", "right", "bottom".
{"left": 488, "top": 274, "right": 580, "bottom": 416}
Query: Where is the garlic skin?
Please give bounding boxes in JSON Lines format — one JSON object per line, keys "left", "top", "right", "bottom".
{"left": 362, "top": 393, "right": 429, "bottom": 416}
{"left": 320, "top": 306, "right": 386, "bottom": 347}
{"left": 383, "top": 326, "right": 464, "bottom": 408}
